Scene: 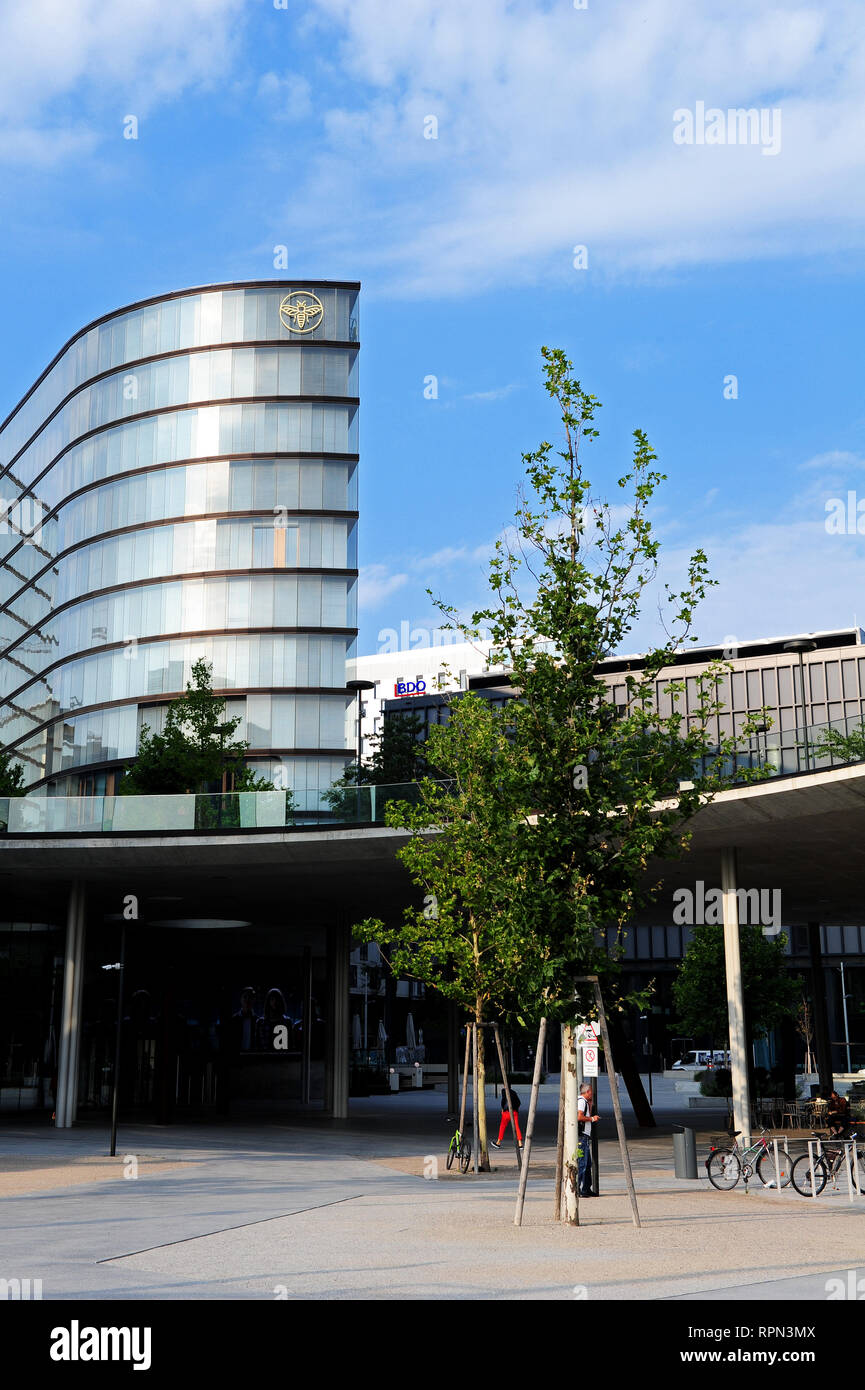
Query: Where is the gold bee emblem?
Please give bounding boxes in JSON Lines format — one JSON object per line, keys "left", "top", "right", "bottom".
{"left": 279, "top": 290, "right": 324, "bottom": 334}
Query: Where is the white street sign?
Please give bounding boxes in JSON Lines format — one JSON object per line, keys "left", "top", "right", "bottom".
{"left": 582, "top": 1044, "right": 599, "bottom": 1077}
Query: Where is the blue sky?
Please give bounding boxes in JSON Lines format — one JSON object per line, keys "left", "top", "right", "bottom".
{"left": 1, "top": 0, "right": 864, "bottom": 655}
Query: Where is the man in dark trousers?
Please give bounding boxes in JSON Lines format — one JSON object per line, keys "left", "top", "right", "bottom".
{"left": 578, "top": 1081, "right": 600, "bottom": 1195}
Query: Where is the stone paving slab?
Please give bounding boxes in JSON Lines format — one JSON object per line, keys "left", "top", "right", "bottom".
{"left": 1, "top": 1095, "right": 862, "bottom": 1301}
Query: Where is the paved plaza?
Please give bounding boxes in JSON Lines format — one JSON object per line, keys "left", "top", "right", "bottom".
{"left": 1, "top": 1079, "right": 864, "bottom": 1301}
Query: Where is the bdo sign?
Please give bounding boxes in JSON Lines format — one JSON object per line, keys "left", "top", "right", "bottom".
{"left": 394, "top": 680, "right": 426, "bottom": 697}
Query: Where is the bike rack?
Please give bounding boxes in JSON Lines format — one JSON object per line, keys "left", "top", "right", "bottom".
{"left": 803, "top": 1136, "right": 863, "bottom": 1202}
{"left": 771, "top": 1137, "right": 791, "bottom": 1192}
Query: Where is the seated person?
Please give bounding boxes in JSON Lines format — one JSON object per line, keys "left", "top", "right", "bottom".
{"left": 826, "top": 1089, "right": 851, "bottom": 1137}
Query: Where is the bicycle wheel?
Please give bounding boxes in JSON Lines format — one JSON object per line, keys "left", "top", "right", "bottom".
{"left": 790, "top": 1152, "right": 827, "bottom": 1196}
{"left": 446, "top": 1138, "right": 457, "bottom": 1171}
{"left": 459, "top": 1139, "right": 471, "bottom": 1173}
{"left": 756, "top": 1148, "right": 792, "bottom": 1188}
{"left": 707, "top": 1149, "right": 741, "bottom": 1190}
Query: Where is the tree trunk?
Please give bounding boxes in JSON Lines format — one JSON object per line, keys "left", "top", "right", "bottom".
{"left": 563, "top": 1022, "right": 580, "bottom": 1225}
{"left": 476, "top": 1001, "right": 490, "bottom": 1171}
{"left": 554, "top": 1039, "right": 565, "bottom": 1220}
{"left": 608, "top": 1012, "right": 656, "bottom": 1127}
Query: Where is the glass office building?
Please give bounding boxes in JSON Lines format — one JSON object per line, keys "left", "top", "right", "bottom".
{"left": 0, "top": 281, "right": 359, "bottom": 804}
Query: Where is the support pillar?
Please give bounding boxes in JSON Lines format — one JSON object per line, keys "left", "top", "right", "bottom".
{"left": 721, "top": 848, "right": 751, "bottom": 1144}
{"left": 325, "top": 923, "right": 350, "bottom": 1118}
{"left": 808, "top": 922, "right": 834, "bottom": 1096}
{"left": 301, "top": 945, "right": 312, "bottom": 1105}
{"left": 56, "top": 881, "right": 86, "bottom": 1129}
{"left": 446, "top": 1001, "right": 459, "bottom": 1115}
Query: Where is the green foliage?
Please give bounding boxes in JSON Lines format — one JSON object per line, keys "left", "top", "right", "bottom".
{"left": 327, "top": 712, "right": 430, "bottom": 818}
{"left": 673, "top": 923, "right": 800, "bottom": 1043}
{"left": 119, "top": 659, "right": 278, "bottom": 796}
{"left": 812, "top": 722, "right": 865, "bottom": 764}
{"left": 356, "top": 694, "right": 535, "bottom": 1018}
{"left": 0, "top": 745, "right": 25, "bottom": 796}
{"left": 418, "top": 347, "right": 770, "bottom": 1023}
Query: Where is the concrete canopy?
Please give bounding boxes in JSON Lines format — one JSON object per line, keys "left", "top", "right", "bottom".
{"left": 2, "top": 763, "right": 865, "bottom": 926}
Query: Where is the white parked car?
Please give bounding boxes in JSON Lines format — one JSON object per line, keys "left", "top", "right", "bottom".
{"left": 672, "top": 1049, "right": 731, "bottom": 1070}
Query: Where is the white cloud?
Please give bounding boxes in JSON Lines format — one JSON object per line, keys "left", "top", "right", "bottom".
{"left": 462, "top": 383, "right": 520, "bottom": 403}
{"left": 358, "top": 562, "right": 409, "bottom": 608}
{"left": 257, "top": 72, "right": 313, "bottom": 121}
{"left": 0, "top": 0, "right": 245, "bottom": 160}
{"left": 293, "top": 0, "right": 865, "bottom": 293}
{"left": 799, "top": 450, "right": 865, "bottom": 472}
{"left": 363, "top": 445, "right": 865, "bottom": 650}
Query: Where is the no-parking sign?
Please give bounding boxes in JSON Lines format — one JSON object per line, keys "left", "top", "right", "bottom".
{"left": 582, "top": 1044, "right": 599, "bottom": 1077}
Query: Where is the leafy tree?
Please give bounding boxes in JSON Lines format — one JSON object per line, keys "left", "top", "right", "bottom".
{"left": 430, "top": 349, "right": 768, "bottom": 1033}
{"left": 812, "top": 722, "right": 865, "bottom": 764}
{"left": 119, "top": 659, "right": 276, "bottom": 796}
{"left": 357, "top": 348, "right": 769, "bottom": 1192}
{"left": 355, "top": 693, "right": 533, "bottom": 1168}
{"left": 673, "top": 923, "right": 800, "bottom": 1048}
{"left": 0, "top": 744, "right": 25, "bottom": 796}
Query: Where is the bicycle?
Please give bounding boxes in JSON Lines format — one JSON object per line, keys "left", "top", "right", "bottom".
{"left": 790, "top": 1131, "right": 865, "bottom": 1196}
{"left": 705, "top": 1128, "right": 792, "bottom": 1190}
{"left": 445, "top": 1114, "right": 471, "bottom": 1173}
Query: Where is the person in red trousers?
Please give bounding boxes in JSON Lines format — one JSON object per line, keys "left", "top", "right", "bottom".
{"left": 491, "top": 1089, "right": 522, "bottom": 1146}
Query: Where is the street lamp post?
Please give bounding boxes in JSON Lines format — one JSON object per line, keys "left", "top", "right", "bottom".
{"left": 103, "top": 922, "right": 126, "bottom": 1158}
{"left": 783, "top": 639, "right": 817, "bottom": 772}
{"left": 840, "top": 961, "right": 852, "bottom": 1074}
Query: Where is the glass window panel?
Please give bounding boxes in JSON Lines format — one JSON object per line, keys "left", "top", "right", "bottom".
{"left": 842, "top": 659, "right": 858, "bottom": 699}
{"left": 295, "top": 696, "right": 318, "bottom": 746}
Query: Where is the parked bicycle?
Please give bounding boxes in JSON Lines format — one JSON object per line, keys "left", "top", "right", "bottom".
{"left": 790, "top": 1131, "right": 865, "bottom": 1196}
{"left": 706, "top": 1128, "right": 792, "bottom": 1190}
{"left": 445, "top": 1114, "right": 471, "bottom": 1173}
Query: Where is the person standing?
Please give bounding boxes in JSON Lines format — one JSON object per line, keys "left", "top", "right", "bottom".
{"left": 491, "top": 1089, "right": 523, "bottom": 1147}
{"left": 578, "top": 1081, "right": 600, "bottom": 1196}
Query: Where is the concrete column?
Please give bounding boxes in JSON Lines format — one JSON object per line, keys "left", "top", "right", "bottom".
{"left": 808, "top": 922, "right": 834, "bottom": 1095}
{"left": 67, "top": 888, "right": 87, "bottom": 1123}
{"left": 721, "top": 848, "right": 751, "bottom": 1144}
{"left": 301, "top": 945, "right": 312, "bottom": 1105}
{"left": 325, "top": 923, "right": 350, "bottom": 1118}
{"left": 56, "top": 881, "right": 85, "bottom": 1128}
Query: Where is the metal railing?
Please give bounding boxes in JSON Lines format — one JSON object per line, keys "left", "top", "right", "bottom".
{"left": 0, "top": 781, "right": 435, "bottom": 835}
{"left": 3, "top": 711, "right": 865, "bottom": 835}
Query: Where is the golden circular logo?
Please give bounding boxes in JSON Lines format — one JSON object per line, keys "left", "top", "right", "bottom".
{"left": 279, "top": 289, "right": 324, "bottom": 334}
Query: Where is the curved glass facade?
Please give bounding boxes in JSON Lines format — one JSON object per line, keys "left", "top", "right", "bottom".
{"left": 0, "top": 281, "right": 359, "bottom": 796}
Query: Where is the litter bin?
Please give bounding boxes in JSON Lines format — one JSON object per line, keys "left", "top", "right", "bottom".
{"left": 672, "top": 1124, "right": 698, "bottom": 1179}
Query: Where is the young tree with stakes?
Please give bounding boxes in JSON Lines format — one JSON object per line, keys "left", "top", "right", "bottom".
{"left": 360, "top": 348, "right": 768, "bottom": 1217}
